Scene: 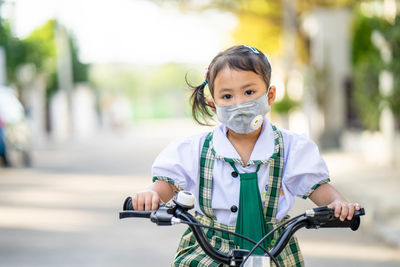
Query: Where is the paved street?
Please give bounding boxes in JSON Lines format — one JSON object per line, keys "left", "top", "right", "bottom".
{"left": 1, "top": 119, "right": 399, "bottom": 266}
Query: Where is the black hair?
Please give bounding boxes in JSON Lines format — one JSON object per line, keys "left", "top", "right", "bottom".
{"left": 188, "top": 45, "right": 272, "bottom": 125}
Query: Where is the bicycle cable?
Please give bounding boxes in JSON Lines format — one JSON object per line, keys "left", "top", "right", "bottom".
{"left": 180, "top": 220, "right": 270, "bottom": 255}
{"left": 239, "top": 213, "right": 306, "bottom": 267}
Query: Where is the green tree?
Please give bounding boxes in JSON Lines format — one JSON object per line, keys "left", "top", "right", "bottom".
{"left": 152, "top": 0, "right": 363, "bottom": 115}
{"left": 352, "top": 11, "right": 400, "bottom": 130}
{"left": 0, "top": 21, "right": 27, "bottom": 83}
{"left": 23, "top": 19, "right": 57, "bottom": 98}
{"left": 23, "top": 19, "right": 89, "bottom": 99}
{"left": 70, "top": 35, "right": 89, "bottom": 83}
{"left": 0, "top": 18, "right": 89, "bottom": 99}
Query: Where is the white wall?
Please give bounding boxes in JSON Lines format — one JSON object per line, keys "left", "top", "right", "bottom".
{"left": 71, "top": 84, "right": 98, "bottom": 139}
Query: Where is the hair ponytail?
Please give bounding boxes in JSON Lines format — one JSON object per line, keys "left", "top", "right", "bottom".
{"left": 186, "top": 74, "right": 214, "bottom": 125}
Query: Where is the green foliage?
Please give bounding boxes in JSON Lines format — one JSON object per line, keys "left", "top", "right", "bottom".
{"left": 90, "top": 64, "right": 139, "bottom": 97}
{"left": 23, "top": 20, "right": 89, "bottom": 98}
{"left": 387, "top": 16, "right": 400, "bottom": 120}
{"left": 146, "top": 63, "right": 190, "bottom": 94}
{"left": 69, "top": 35, "right": 89, "bottom": 83}
{"left": 352, "top": 61, "right": 381, "bottom": 130}
{"left": 352, "top": 11, "right": 400, "bottom": 130}
{"left": 23, "top": 19, "right": 57, "bottom": 98}
{"left": 23, "top": 19, "right": 56, "bottom": 71}
{"left": 90, "top": 63, "right": 197, "bottom": 120}
{"left": 273, "top": 96, "right": 299, "bottom": 114}
{"left": 0, "top": 18, "right": 89, "bottom": 100}
{"left": 0, "top": 22, "right": 27, "bottom": 83}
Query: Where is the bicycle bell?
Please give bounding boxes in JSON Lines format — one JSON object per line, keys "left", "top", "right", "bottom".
{"left": 174, "top": 191, "right": 195, "bottom": 209}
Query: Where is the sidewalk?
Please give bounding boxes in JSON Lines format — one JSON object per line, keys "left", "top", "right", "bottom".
{"left": 322, "top": 151, "right": 400, "bottom": 247}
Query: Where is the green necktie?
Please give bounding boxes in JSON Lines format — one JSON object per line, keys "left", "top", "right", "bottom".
{"left": 229, "top": 162, "right": 272, "bottom": 254}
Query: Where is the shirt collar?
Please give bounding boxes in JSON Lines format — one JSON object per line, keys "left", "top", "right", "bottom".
{"left": 212, "top": 117, "right": 275, "bottom": 163}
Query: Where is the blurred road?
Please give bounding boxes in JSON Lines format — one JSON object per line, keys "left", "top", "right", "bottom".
{"left": 0, "top": 119, "right": 399, "bottom": 267}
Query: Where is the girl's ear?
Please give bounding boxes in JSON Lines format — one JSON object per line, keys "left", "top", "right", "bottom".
{"left": 267, "top": 86, "right": 276, "bottom": 106}
{"left": 207, "top": 99, "right": 216, "bottom": 114}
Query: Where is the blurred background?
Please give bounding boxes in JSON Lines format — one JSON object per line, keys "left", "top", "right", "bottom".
{"left": 0, "top": 0, "right": 399, "bottom": 266}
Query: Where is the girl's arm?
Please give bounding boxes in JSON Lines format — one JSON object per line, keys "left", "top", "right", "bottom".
{"left": 132, "top": 180, "right": 177, "bottom": 211}
{"left": 309, "top": 183, "right": 361, "bottom": 221}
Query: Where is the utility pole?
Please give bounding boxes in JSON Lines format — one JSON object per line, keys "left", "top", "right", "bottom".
{"left": 54, "top": 20, "right": 74, "bottom": 138}
{"left": 283, "top": 0, "right": 296, "bottom": 75}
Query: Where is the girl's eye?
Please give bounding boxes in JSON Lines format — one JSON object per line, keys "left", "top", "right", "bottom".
{"left": 223, "top": 94, "right": 232, "bottom": 100}
{"left": 245, "top": 90, "right": 255, "bottom": 96}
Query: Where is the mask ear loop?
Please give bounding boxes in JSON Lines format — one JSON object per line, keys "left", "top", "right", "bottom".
{"left": 265, "top": 86, "right": 271, "bottom": 100}
{"left": 266, "top": 86, "right": 273, "bottom": 107}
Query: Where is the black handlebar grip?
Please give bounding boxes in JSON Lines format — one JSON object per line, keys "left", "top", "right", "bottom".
{"left": 319, "top": 208, "right": 365, "bottom": 231}
{"left": 119, "top": 210, "right": 153, "bottom": 219}
{"left": 120, "top": 196, "right": 153, "bottom": 219}
{"left": 120, "top": 196, "right": 168, "bottom": 220}
{"left": 123, "top": 196, "right": 134, "bottom": 210}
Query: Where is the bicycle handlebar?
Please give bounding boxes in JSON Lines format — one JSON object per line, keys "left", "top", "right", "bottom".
{"left": 119, "top": 192, "right": 365, "bottom": 267}
{"left": 119, "top": 196, "right": 153, "bottom": 218}
{"left": 120, "top": 197, "right": 235, "bottom": 263}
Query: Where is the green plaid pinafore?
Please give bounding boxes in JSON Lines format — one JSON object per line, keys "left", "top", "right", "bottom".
{"left": 173, "top": 126, "right": 304, "bottom": 267}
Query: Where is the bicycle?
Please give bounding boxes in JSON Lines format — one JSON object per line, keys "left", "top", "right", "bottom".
{"left": 119, "top": 191, "right": 365, "bottom": 267}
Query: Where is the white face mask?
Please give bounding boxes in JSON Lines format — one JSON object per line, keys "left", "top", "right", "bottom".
{"left": 214, "top": 93, "right": 270, "bottom": 134}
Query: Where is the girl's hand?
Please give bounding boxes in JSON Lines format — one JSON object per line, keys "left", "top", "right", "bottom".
{"left": 328, "top": 200, "right": 361, "bottom": 221}
{"left": 132, "top": 190, "right": 161, "bottom": 211}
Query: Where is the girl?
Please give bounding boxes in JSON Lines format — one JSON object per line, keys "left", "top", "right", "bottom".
{"left": 132, "top": 45, "right": 361, "bottom": 267}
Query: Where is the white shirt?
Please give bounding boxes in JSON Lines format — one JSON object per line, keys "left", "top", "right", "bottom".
{"left": 152, "top": 118, "right": 329, "bottom": 225}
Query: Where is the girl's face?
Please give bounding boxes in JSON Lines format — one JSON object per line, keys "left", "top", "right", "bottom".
{"left": 212, "top": 67, "right": 276, "bottom": 107}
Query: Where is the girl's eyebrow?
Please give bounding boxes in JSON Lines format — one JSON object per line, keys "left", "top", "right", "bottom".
{"left": 219, "top": 88, "right": 233, "bottom": 93}
{"left": 218, "top": 83, "right": 255, "bottom": 94}
{"left": 241, "top": 83, "right": 256, "bottom": 89}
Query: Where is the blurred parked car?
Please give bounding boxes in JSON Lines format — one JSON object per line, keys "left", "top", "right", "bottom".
{"left": 0, "top": 115, "right": 8, "bottom": 166}
{"left": 0, "top": 86, "right": 32, "bottom": 167}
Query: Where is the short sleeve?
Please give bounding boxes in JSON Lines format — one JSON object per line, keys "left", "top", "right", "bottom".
{"left": 151, "top": 133, "right": 205, "bottom": 191}
{"left": 282, "top": 132, "right": 330, "bottom": 199}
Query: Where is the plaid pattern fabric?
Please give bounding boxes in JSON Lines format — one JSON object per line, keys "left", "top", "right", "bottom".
{"left": 272, "top": 228, "right": 304, "bottom": 267}
{"left": 174, "top": 212, "right": 237, "bottom": 267}
{"left": 153, "top": 176, "right": 184, "bottom": 191}
{"left": 173, "top": 126, "right": 305, "bottom": 267}
{"left": 264, "top": 126, "right": 285, "bottom": 222}
{"left": 302, "top": 178, "right": 330, "bottom": 199}
{"left": 199, "top": 133, "right": 217, "bottom": 219}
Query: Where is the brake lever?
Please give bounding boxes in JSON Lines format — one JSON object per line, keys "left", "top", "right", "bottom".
{"left": 150, "top": 204, "right": 179, "bottom": 225}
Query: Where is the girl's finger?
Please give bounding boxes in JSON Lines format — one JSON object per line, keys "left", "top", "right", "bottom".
{"left": 347, "top": 204, "right": 355, "bottom": 220}
{"left": 144, "top": 194, "right": 153, "bottom": 211}
{"left": 151, "top": 193, "right": 160, "bottom": 210}
{"left": 334, "top": 204, "right": 342, "bottom": 218}
{"left": 340, "top": 204, "right": 349, "bottom": 221}
{"left": 132, "top": 194, "right": 138, "bottom": 211}
{"left": 355, "top": 203, "right": 361, "bottom": 210}
{"left": 137, "top": 194, "right": 145, "bottom": 211}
